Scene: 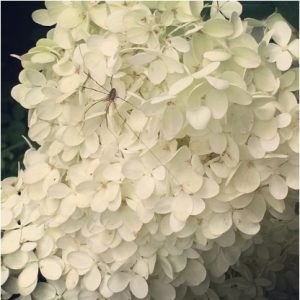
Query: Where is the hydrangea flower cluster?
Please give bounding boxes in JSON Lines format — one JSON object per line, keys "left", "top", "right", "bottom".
{"left": 2, "top": 1, "right": 299, "bottom": 300}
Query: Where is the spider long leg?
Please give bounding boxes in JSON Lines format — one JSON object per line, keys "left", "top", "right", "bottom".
{"left": 83, "top": 86, "right": 108, "bottom": 95}
{"left": 84, "top": 98, "right": 108, "bottom": 120}
{"left": 84, "top": 71, "right": 110, "bottom": 93}
{"left": 112, "top": 102, "right": 182, "bottom": 189}
{"left": 104, "top": 102, "right": 121, "bottom": 144}
{"left": 116, "top": 96, "right": 142, "bottom": 112}
{"left": 105, "top": 101, "right": 110, "bottom": 129}
{"left": 78, "top": 44, "right": 110, "bottom": 94}
{"left": 109, "top": 75, "right": 113, "bottom": 90}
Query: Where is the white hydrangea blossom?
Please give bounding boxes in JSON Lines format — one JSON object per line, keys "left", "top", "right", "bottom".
{"left": 2, "top": 1, "right": 299, "bottom": 300}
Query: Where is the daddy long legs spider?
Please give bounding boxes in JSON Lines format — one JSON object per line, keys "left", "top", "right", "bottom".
{"left": 77, "top": 44, "right": 189, "bottom": 194}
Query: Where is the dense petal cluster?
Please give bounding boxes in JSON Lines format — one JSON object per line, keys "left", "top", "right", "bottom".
{"left": 2, "top": 1, "right": 299, "bottom": 300}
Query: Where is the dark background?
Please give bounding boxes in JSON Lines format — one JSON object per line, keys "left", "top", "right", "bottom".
{"left": 1, "top": 1, "right": 299, "bottom": 179}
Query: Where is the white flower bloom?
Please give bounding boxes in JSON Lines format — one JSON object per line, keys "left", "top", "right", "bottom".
{"left": 265, "top": 21, "right": 299, "bottom": 71}
{"left": 2, "top": 1, "right": 299, "bottom": 300}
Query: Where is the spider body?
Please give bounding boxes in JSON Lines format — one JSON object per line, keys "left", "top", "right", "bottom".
{"left": 108, "top": 87, "right": 117, "bottom": 102}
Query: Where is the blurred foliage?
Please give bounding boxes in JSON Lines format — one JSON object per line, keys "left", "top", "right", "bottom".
{"left": 1, "top": 1, "right": 299, "bottom": 179}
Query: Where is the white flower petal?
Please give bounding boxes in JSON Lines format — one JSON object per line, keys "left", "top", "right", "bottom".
{"left": 127, "top": 27, "right": 150, "bottom": 44}
{"left": 172, "top": 192, "right": 193, "bottom": 221}
{"left": 21, "top": 224, "right": 44, "bottom": 242}
{"left": 129, "top": 275, "right": 149, "bottom": 299}
{"left": 28, "top": 121, "right": 51, "bottom": 143}
{"left": 63, "top": 126, "right": 84, "bottom": 146}
{"left": 66, "top": 269, "right": 79, "bottom": 290}
{"left": 197, "top": 177, "right": 219, "bottom": 199}
{"left": 32, "top": 9, "right": 56, "bottom": 26}
{"left": 253, "top": 119, "right": 277, "bottom": 139}
{"left": 288, "top": 39, "right": 299, "bottom": 57}
{"left": 103, "top": 163, "right": 122, "bottom": 181}
{"left": 162, "top": 105, "right": 184, "bottom": 140}
{"left": 204, "top": 50, "right": 231, "bottom": 61}
{"left": 18, "top": 262, "right": 38, "bottom": 288}
{"left": 169, "top": 76, "right": 193, "bottom": 95}
{"left": 59, "top": 196, "right": 77, "bottom": 217}
{"left": 106, "top": 8, "right": 128, "bottom": 33}
{"left": 122, "top": 159, "right": 144, "bottom": 180}
{"left": 260, "top": 134, "right": 280, "bottom": 152}
{"left": 31, "top": 52, "right": 56, "bottom": 64}
{"left": 36, "top": 235, "right": 55, "bottom": 259}
{"left": 135, "top": 176, "right": 155, "bottom": 200}
{"left": 150, "top": 280, "right": 176, "bottom": 300}
{"left": 1, "top": 209, "right": 13, "bottom": 228}
{"left": 83, "top": 265, "right": 102, "bottom": 291}
{"left": 152, "top": 166, "right": 166, "bottom": 181}
{"left": 170, "top": 36, "right": 190, "bottom": 53}
{"left": 36, "top": 101, "right": 62, "bottom": 121}
{"left": 206, "top": 76, "right": 230, "bottom": 90}
{"left": 47, "top": 183, "right": 71, "bottom": 199}
{"left": 247, "top": 136, "right": 265, "bottom": 159}
{"left": 169, "top": 214, "right": 186, "bottom": 232}
{"left": 193, "top": 62, "right": 220, "bottom": 79}
{"left": 219, "top": 1, "right": 242, "bottom": 18}
{"left": 59, "top": 73, "right": 81, "bottom": 94}
{"left": 210, "top": 162, "right": 230, "bottom": 178}
{"left": 57, "top": 7, "right": 82, "bottom": 29}
{"left": 232, "top": 47, "right": 261, "bottom": 68}
{"left": 254, "top": 103, "right": 276, "bottom": 121}
{"left": 266, "top": 43, "right": 282, "bottom": 62}
{"left": 112, "top": 241, "right": 138, "bottom": 261}
{"left": 107, "top": 272, "right": 132, "bottom": 293}
{"left": 39, "top": 257, "right": 63, "bottom": 280}
{"left": 159, "top": 256, "right": 173, "bottom": 279}
{"left": 276, "top": 51, "right": 292, "bottom": 71}
{"left": 148, "top": 60, "right": 167, "bottom": 85}
{"left": 206, "top": 89, "right": 228, "bottom": 119}
{"left": 209, "top": 133, "right": 227, "bottom": 154}
{"left": 183, "top": 260, "right": 207, "bottom": 286}
{"left": 25, "top": 69, "right": 46, "bottom": 86}
{"left": 276, "top": 113, "right": 292, "bottom": 128}
{"left": 286, "top": 167, "right": 299, "bottom": 189}
{"left": 245, "top": 194, "right": 266, "bottom": 223}
{"left": 253, "top": 67, "right": 277, "bottom": 92}
{"left": 80, "top": 133, "right": 99, "bottom": 158}
{"left": 1, "top": 229, "right": 21, "bottom": 254}
{"left": 191, "top": 196, "right": 206, "bottom": 215}
{"left": 272, "top": 21, "right": 291, "bottom": 47}
{"left": 263, "top": 189, "right": 285, "bottom": 213}
{"left": 100, "top": 35, "right": 119, "bottom": 57}
{"left": 189, "top": 1, "right": 204, "bottom": 17}
{"left": 209, "top": 212, "right": 232, "bottom": 236}
{"left": 207, "top": 198, "right": 231, "bottom": 213}
{"left": 227, "top": 86, "right": 252, "bottom": 105}
{"left": 32, "top": 282, "right": 57, "bottom": 300}
{"left": 203, "top": 18, "right": 234, "bottom": 38}
{"left": 269, "top": 174, "right": 288, "bottom": 200}
{"left": 233, "top": 163, "right": 260, "bottom": 193}
{"left": 127, "top": 53, "right": 156, "bottom": 65}
{"left": 3, "top": 251, "right": 29, "bottom": 270}
{"left": 53, "top": 27, "right": 73, "bottom": 49}
{"left": 233, "top": 210, "right": 260, "bottom": 235}
{"left": 91, "top": 192, "right": 109, "bottom": 213}
{"left": 67, "top": 251, "right": 94, "bottom": 270}
{"left": 26, "top": 87, "right": 46, "bottom": 106}
{"left": 186, "top": 103, "right": 211, "bottom": 130}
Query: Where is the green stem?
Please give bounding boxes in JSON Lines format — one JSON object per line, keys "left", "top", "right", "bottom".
{"left": 2, "top": 141, "right": 26, "bottom": 154}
